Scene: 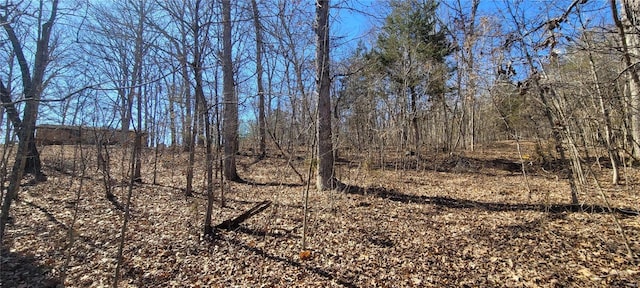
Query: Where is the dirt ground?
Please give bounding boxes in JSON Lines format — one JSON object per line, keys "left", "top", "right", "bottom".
{"left": 1, "top": 141, "right": 639, "bottom": 287}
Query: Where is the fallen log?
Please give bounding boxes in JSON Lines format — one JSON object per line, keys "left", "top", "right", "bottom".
{"left": 216, "top": 200, "right": 272, "bottom": 230}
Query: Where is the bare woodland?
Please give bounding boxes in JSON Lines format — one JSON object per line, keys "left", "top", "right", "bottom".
{"left": 0, "top": 0, "right": 639, "bottom": 287}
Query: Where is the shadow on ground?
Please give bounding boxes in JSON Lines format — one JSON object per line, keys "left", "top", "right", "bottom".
{"left": 242, "top": 180, "right": 304, "bottom": 188}
{"left": 341, "top": 184, "right": 640, "bottom": 217}
{"left": 0, "top": 247, "right": 61, "bottom": 288}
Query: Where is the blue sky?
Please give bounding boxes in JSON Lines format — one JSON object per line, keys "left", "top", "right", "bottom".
{"left": 21, "top": 0, "right": 617, "bottom": 144}
{"left": 331, "top": 0, "right": 613, "bottom": 61}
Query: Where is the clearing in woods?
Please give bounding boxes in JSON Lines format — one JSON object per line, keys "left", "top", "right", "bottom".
{"left": 1, "top": 141, "right": 639, "bottom": 287}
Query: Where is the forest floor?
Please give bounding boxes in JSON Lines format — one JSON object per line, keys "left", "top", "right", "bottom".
{"left": 1, "top": 141, "right": 639, "bottom": 287}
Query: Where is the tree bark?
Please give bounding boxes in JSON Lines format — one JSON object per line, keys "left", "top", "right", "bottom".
{"left": 203, "top": 98, "right": 215, "bottom": 234}
{"left": 131, "top": 2, "right": 147, "bottom": 183}
{"left": 410, "top": 86, "right": 420, "bottom": 154}
{"left": 198, "top": 54, "right": 214, "bottom": 235}
{"left": 612, "top": 0, "right": 640, "bottom": 159}
{"left": 185, "top": 107, "right": 197, "bottom": 197}
{"left": 316, "top": 0, "right": 336, "bottom": 190}
{"left": 215, "top": 201, "right": 271, "bottom": 230}
{"left": 180, "top": 3, "right": 193, "bottom": 152}
{"left": 222, "top": 0, "right": 241, "bottom": 182}
{"left": 626, "top": 0, "right": 640, "bottom": 159}
{"left": 252, "top": 0, "right": 267, "bottom": 159}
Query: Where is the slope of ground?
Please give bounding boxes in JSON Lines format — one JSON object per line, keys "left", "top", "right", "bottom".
{"left": 1, "top": 142, "right": 639, "bottom": 287}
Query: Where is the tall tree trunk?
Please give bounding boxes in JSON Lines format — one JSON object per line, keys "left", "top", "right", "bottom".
{"left": 197, "top": 103, "right": 206, "bottom": 147}
{"left": 222, "top": 0, "right": 241, "bottom": 181}
{"left": 133, "top": 87, "right": 143, "bottom": 183}
{"left": 191, "top": 2, "right": 215, "bottom": 233}
{"left": 214, "top": 69, "right": 225, "bottom": 207}
{"left": 203, "top": 97, "right": 215, "bottom": 234}
{"left": 252, "top": 0, "right": 267, "bottom": 159}
{"left": 316, "top": 0, "right": 336, "bottom": 190}
{"left": 181, "top": 17, "right": 193, "bottom": 152}
{"left": 132, "top": 2, "right": 147, "bottom": 182}
{"left": 197, "top": 76, "right": 213, "bottom": 234}
{"left": 612, "top": 0, "right": 640, "bottom": 159}
{"left": 187, "top": 0, "right": 207, "bottom": 197}
{"left": 462, "top": 0, "right": 479, "bottom": 151}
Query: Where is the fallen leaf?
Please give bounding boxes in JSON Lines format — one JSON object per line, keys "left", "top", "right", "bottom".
{"left": 299, "top": 250, "right": 312, "bottom": 261}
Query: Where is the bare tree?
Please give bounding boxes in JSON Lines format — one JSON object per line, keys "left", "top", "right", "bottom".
{"left": 179, "top": 0, "right": 216, "bottom": 235}
{"left": 274, "top": 1, "right": 316, "bottom": 150}
{"left": 83, "top": 0, "right": 155, "bottom": 184}
{"left": 448, "top": 0, "right": 480, "bottom": 151}
{"left": 151, "top": 0, "right": 216, "bottom": 195}
{"left": 611, "top": 0, "right": 640, "bottom": 160}
{"left": 579, "top": 23, "right": 621, "bottom": 184}
{"left": 0, "top": 0, "right": 58, "bottom": 240}
{"left": 502, "top": 0, "right": 586, "bottom": 204}
{"left": 112, "top": 137, "right": 140, "bottom": 287}
{"left": 252, "top": 0, "right": 267, "bottom": 160}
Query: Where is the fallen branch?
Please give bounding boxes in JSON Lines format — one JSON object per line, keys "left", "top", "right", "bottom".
{"left": 216, "top": 200, "right": 272, "bottom": 231}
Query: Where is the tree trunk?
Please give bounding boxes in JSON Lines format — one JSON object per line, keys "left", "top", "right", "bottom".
{"left": 0, "top": 2, "right": 57, "bottom": 179}
{"left": 626, "top": 0, "right": 640, "bottom": 159}
{"left": 132, "top": 4, "right": 146, "bottom": 183}
{"left": 0, "top": 126, "right": 31, "bottom": 241}
{"left": 410, "top": 86, "right": 420, "bottom": 154}
{"left": 185, "top": 109, "right": 197, "bottom": 197}
{"left": 222, "top": 0, "right": 241, "bottom": 182}
{"left": 0, "top": 0, "right": 58, "bottom": 241}
{"left": 23, "top": 132, "right": 43, "bottom": 178}
{"left": 181, "top": 26, "right": 193, "bottom": 152}
{"left": 168, "top": 84, "right": 178, "bottom": 147}
{"left": 215, "top": 201, "right": 271, "bottom": 230}
{"left": 531, "top": 72, "right": 581, "bottom": 204}
{"left": 200, "top": 68, "right": 214, "bottom": 236}
{"left": 463, "top": 0, "right": 479, "bottom": 151}
{"left": 112, "top": 137, "right": 138, "bottom": 288}
{"left": 612, "top": 0, "right": 640, "bottom": 159}
{"left": 316, "top": 0, "right": 336, "bottom": 190}
{"left": 214, "top": 69, "right": 225, "bottom": 207}
{"left": 252, "top": 0, "right": 267, "bottom": 159}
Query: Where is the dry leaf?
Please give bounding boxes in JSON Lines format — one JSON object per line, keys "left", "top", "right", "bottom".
{"left": 3, "top": 143, "right": 639, "bottom": 287}
{"left": 299, "top": 250, "right": 312, "bottom": 260}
